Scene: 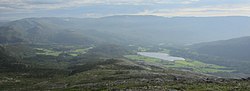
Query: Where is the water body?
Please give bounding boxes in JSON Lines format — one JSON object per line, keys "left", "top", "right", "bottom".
{"left": 137, "top": 52, "right": 185, "bottom": 61}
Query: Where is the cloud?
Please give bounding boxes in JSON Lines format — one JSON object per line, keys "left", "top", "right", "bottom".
{"left": 0, "top": 0, "right": 250, "bottom": 20}
{"left": 0, "top": 0, "right": 199, "bottom": 11}
{"left": 0, "top": 0, "right": 185, "bottom": 15}
{"left": 136, "top": 4, "right": 250, "bottom": 17}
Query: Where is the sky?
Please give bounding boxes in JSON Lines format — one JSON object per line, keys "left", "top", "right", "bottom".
{"left": 1, "top": 0, "right": 250, "bottom": 20}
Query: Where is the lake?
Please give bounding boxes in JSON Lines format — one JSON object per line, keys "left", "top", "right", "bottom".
{"left": 137, "top": 52, "right": 185, "bottom": 61}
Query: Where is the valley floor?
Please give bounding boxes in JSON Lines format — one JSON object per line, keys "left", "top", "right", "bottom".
{"left": 0, "top": 44, "right": 250, "bottom": 91}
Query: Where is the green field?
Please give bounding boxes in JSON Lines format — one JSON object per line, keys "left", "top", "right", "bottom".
{"left": 124, "top": 55, "right": 234, "bottom": 73}
{"left": 68, "top": 47, "right": 93, "bottom": 56}
{"left": 166, "top": 60, "right": 234, "bottom": 73}
{"left": 34, "top": 47, "right": 93, "bottom": 57}
{"left": 35, "top": 48, "right": 62, "bottom": 56}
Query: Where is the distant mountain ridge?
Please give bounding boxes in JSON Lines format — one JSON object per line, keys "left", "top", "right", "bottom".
{"left": 190, "top": 36, "right": 250, "bottom": 60}
{"left": 1, "top": 15, "right": 250, "bottom": 45}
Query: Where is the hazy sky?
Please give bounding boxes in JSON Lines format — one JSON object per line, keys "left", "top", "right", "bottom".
{"left": 1, "top": 0, "right": 250, "bottom": 20}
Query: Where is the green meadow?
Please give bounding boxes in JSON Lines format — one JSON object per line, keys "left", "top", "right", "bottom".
{"left": 34, "top": 47, "right": 93, "bottom": 57}
{"left": 124, "top": 55, "right": 234, "bottom": 73}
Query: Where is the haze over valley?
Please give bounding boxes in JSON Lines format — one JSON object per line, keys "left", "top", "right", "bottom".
{"left": 1, "top": 0, "right": 250, "bottom": 90}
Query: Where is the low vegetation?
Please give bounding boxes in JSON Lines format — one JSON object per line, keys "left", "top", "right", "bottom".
{"left": 0, "top": 44, "right": 249, "bottom": 90}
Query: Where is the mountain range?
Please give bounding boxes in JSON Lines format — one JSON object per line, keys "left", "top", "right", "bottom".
{"left": 191, "top": 36, "right": 250, "bottom": 61}
{"left": 1, "top": 15, "right": 250, "bottom": 90}
{"left": 1, "top": 15, "right": 250, "bottom": 45}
